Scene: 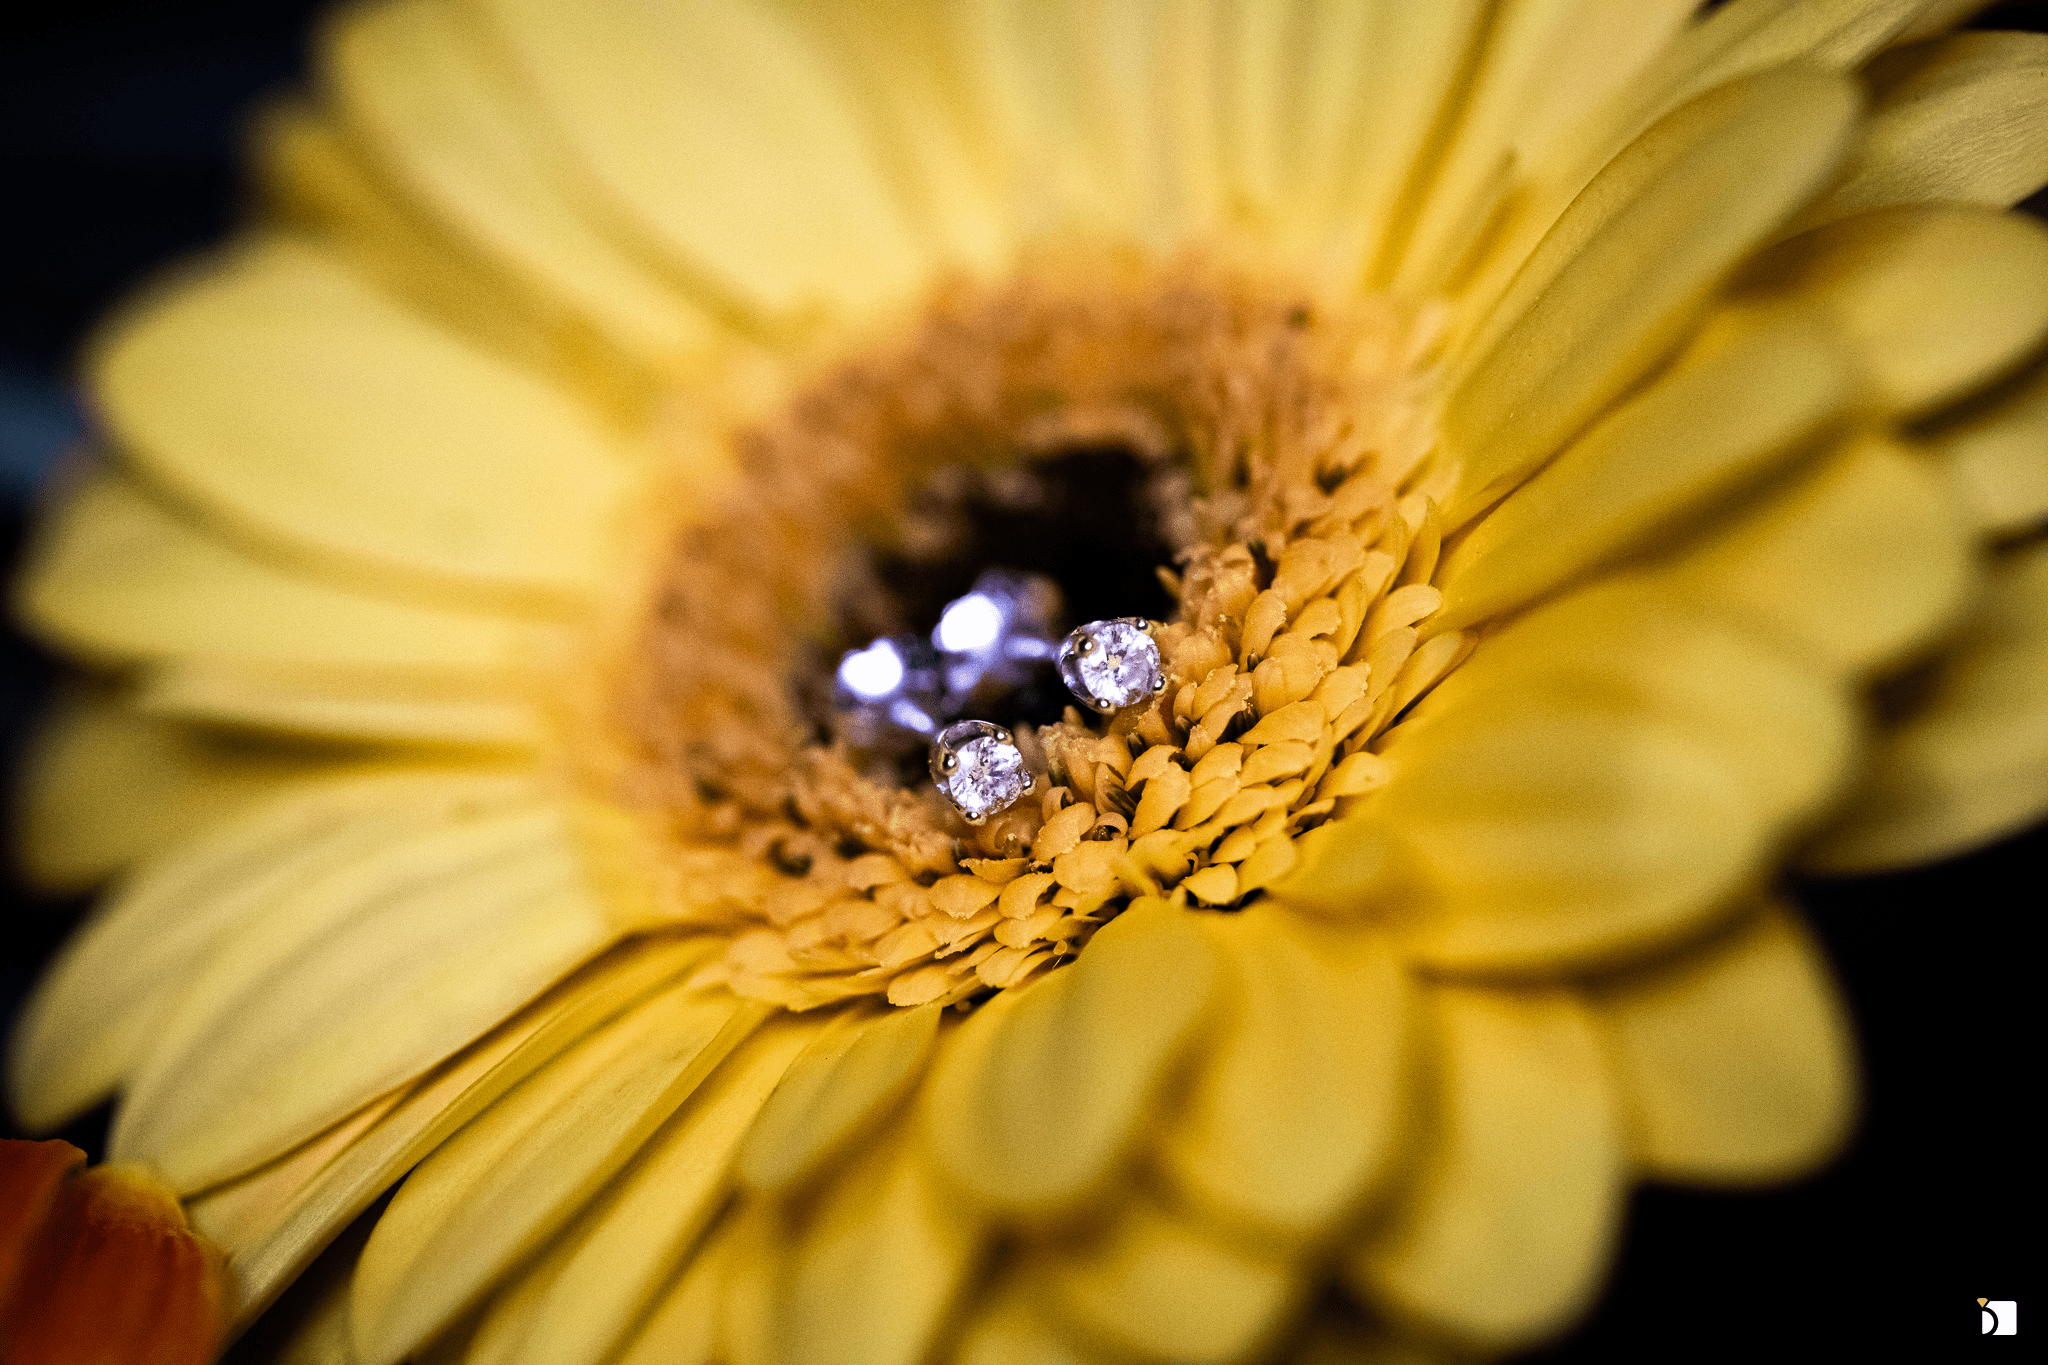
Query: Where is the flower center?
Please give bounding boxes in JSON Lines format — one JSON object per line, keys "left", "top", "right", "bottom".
{"left": 601, "top": 255, "right": 1458, "bottom": 1009}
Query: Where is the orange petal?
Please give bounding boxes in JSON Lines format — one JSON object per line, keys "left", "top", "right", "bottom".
{"left": 0, "top": 1149, "right": 224, "bottom": 1365}
{"left": 0, "top": 1138, "right": 86, "bottom": 1301}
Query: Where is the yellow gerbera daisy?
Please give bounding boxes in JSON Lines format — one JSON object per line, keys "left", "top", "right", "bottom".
{"left": 9, "top": 0, "right": 2048, "bottom": 1361}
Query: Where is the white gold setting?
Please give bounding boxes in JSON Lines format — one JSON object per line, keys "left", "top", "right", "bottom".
{"left": 1058, "top": 617, "right": 1166, "bottom": 713}
{"left": 930, "top": 720, "right": 1031, "bottom": 823}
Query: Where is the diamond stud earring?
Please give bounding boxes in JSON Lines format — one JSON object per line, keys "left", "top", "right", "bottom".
{"left": 930, "top": 720, "right": 1031, "bottom": 823}
{"left": 1057, "top": 618, "right": 1166, "bottom": 713}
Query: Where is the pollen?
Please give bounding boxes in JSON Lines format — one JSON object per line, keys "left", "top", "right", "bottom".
{"left": 600, "top": 255, "right": 1461, "bottom": 1009}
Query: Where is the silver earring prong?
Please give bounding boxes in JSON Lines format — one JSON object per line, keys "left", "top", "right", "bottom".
{"left": 1057, "top": 618, "right": 1164, "bottom": 715}
{"left": 930, "top": 720, "right": 1030, "bottom": 823}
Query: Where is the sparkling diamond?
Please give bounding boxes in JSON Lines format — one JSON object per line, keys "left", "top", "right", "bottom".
{"left": 1058, "top": 618, "right": 1164, "bottom": 712}
{"left": 930, "top": 720, "right": 1031, "bottom": 822}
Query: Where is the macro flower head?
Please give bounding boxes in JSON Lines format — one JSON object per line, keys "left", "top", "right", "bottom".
{"left": 7, "top": 1, "right": 2048, "bottom": 1362}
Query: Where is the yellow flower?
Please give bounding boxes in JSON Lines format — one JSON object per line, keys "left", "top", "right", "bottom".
{"left": 10, "top": 1, "right": 2048, "bottom": 1361}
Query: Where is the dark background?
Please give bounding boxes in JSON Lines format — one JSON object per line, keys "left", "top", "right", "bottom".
{"left": 0, "top": 1, "right": 2038, "bottom": 1359}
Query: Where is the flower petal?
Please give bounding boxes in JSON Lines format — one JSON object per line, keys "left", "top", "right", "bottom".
{"left": 1286, "top": 585, "right": 1854, "bottom": 973}
{"left": 17, "top": 470, "right": 535, "bottom": 675}
{"left": 1347, "top": 987, "right": 1624, "bottom": 1350}
{"left": 950, "top": 0, "right": 1168, "bottom": 243}
{"left": 90, "top": 236, "right": 637, "bottom": 606}
{"left": 0, "top": 1157, "right": 224, "bottom": 1365}
{"left": 1592, "top": 904, "right": 1855, "bottom": 1184}
{"left": 1436, "top": 308, "right": 1859, "bottom": 632}
{"left": 784, "top": 1, "right": 1017, "bottom": 273}
{"left": 469, "top": 1017, "right": 819, "bottom": 1365}
{"left": 111, "top": 798, "right": 622, "bottom": 1192}
{"left": 738, "top": 1002, "right": 941, "bottom": 1194}
{"left": 1793, "top": 32, "right": 2048, "bottom": 231}
{"left": 1929, "top": 360, "right": 2048, "bottom": 537}
{"left": 1443, "top": 68, "right": 1859, "bottom": 528}
{"left": 253, "top": 99, "right": 567, "bottom": 385}
{"left": 349, "top": 982, "right": 769, "bottom": 1365}
{"left": 134, "top": 660, "right": 542, "bottom": 749}
{"left": 771, "top": 1117, "right": 984, "bottom": 1365}
{"left": 7, "top": 768, "right": 531, "bottom": 1133}
{"left": 954, "top": 1274, "right": 1102, "bottom": 1365}
{"left": 607, "top": 1211, "right": 736, "bottom": 1365}
{"left": 1034, "top": 1192, "right": 1299, "bottom": 1365}
{"left": 471, "top": 0, "right": 927, "bottom": 322}
{"left": 1659, "top": 433, "right": 1973, "bottom": 676}
{"left": 1733, "top": 205, "right": 2048, "bottom": 416}
{"left": 1158, "top": 908, "right": 1412, "bottom": 1241}
{"left": 927, "top": 897, "right": 1218, "bottom": 1216}
{"left": 186, "top": 938, "right": 708, "bottom": 1328}
{"left": 1452, "top": 0, "right": 1925, "bottom": 344}
{"left": 1308, "top": 0, "right": 1491, "bottom": 284}
{"left": 218, "top": 1202, "right": 372, "bottom": 1365}
{"left": 325, "top": 0, "right": 723, "bottom": 375}
{"left": 0, "top": 1139, "right": 83, "bottom": 1297}
{"left": 1804, "top": 544, "right": 2048, "bottom": 872}
{"left": 13, "top": 691, "right": 337, "bottom": 895}
{"left": 1391, "top": 0, "right": 1695, "bottom": 294}
{"left": 1626, "top": 0, "right": 1930, "bottom": 123}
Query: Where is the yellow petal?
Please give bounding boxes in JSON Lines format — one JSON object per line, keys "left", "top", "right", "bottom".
{"left": 1310, "top": 1, "right": 1492, "bottom": 286}
{"left": 1435, "top": 308, "right": 1860, "bottom": 632}
{"left": 1035, "top": 1193, "right": 1299, "bottom": 1365}
{"left": 1792, "top": 32, "right": 2048, "bottom": 231}
{"left": 1451, "top": 0, "right": 1920, "bottom": 344}
{"left": 7, "top": 767, "right": 531, "bottom": 1133}
{"left": 1629, "top": 0, "right": 1929, "bottom": 121}
{"left": 1422, "top": 580, "right": 1857, "bottom": 829}
{"left": 350, "top": 981, "right": 768, "bottom": 1365}
{"left": 471, "top": 0, "right": 926, "bottom": 322}
{"left": 471, "top": 1016, "right": 819, "bottom": 1365}
{"left": 771, "top": 1117, "right": 983, "bottom": 1365}
{"left": 1290, "top": 585, "right": 1853, "bottom": 972}
{"left": 228, "top": 1204, "right": 373, "bottom": 1365}
{"left": 954, "top": 1274, "right": 1102, "bottom": 1365}
{"left": 1733, "top": 205, "right": 2048, "bottom": 416}
{"left": 1159, "top": 909, "right": 1411, "bottom": 1240}
{"left": 1803, "top": 544, "right": 2048, "bottom": 871}
{"left": 1391, "top": 0, "right": 1695, "bottom": 294}
{"left": 717, "top": 1203, "right": 788, "bottom": 1365}
{"left": 1144, "top": 0, "right": 1229, "bottom": 243}
{"left": 189, "top": 938, "right": 709, "bottom": 1329}
{"left": 16, "top": 470, "right": 535, "bottom": 675}
{"left": 606, "top": 1211, "right": 737, "bottom": 1365}
{"left": 90, "top": 236, "right": 636, "bottom": 607}
{"left": 134, "top": 660, "right": 541, "bottom": 749}
{"left": 1928, "top": 360, "right": 2048, "bottom": 536}
{"left": 189, "top": 1091, "right": 402, "bottom": 1281}
{"left": 1659, "top": 433, "right": 1973, "bottom": 676}
{"left": 927, "top": 897, "right": 1218, "bottom": 1216}
{"left": 783, "top": 0, "right": 1015, "bottom": 273}
{"left": 1291, "top": 1314, "right": 1458, "bottom": 1365}
{"left": 1348, "top": 987, "right": 1624, "bottom": 1350}
{"left": 949, "top": 0, "right": 1154, "bottom": 242}
{"left": 111, "top": 798, "right": 621, "bottom": 1191}
{"left": 325, "top": 0, "right": 722, "bottom": 375}
{"left": 738, "top": 1002, "right": 940, "bottom": 1194}
{"left": 1891, "top": 0, "right": 2005, "bottom": 45}
{"left": 251, "top": 99, "right": 568, "bottom": 395}
{"left": 1593, "top": 904, "right": 1855, "bottom": 1184}
{"left": 12, "top": 690, "right": 338, "bottom": 895}
{"left": 1443, "top": 68, "right": 1859, "bottom": 528}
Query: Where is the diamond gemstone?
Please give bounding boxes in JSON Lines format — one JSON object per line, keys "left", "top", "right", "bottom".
{"left": 1059, "top": 618, "right": 1163, "bottom": 712}
{"left": 931, "top": 721, "right": 1031, "bottom": 821}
